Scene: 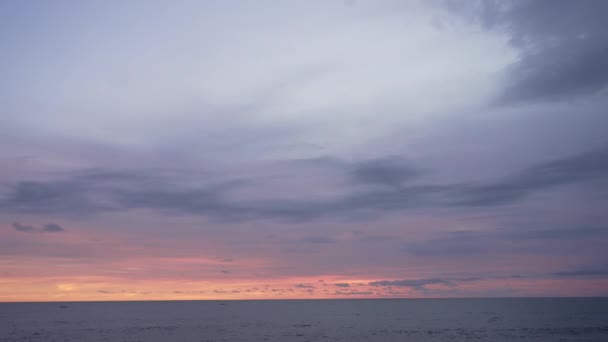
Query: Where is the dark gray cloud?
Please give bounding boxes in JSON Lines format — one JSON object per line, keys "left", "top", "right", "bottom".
{"left": 352, "top": 145, "right": 608, "bottom": 211}
{"left": 450, "top": 145, "right": 608, "bottom": 206}
{"left": 1, "top": 147, "right": 606, "bottom": 221}
{"left": 294, "top": 283, "right": 315, "bottom": 289}
{"left": 406, "top": 234, "right": 489, "bottom": 257}
{"left": 119, "top": 188, "right": 237, "bottom": 219}
{"left": 502, "top": 227, "right": 608, "bottom": 241}
{"left": 42, "top": 223, "right": 64, "bottom": 232}
{"left": 0, "top": 168, "right": 163, "bottom": 215}
{"left": 550, "top": 269, "right": 608, "bottom": 278}
{"left": 334, "top": 283, "right": 350, "bottom": 288}
{"left": 349, "top": 157, "right": 421, "bottom": 187}
{"left": 11, "top": 221, "right": 65, "bottom": 233}
{"left": 12, "top": 222, "right": 35, "bottom": 232}
{"left": 334, "top": 291, "right": 374, "bottom": 295}
{"left": 326, "top": 145, "right": 608, "bottom": 215}
{"left": 5, "top": 181, "right": 99, "bottom": 215}
{"left": 369, "top": 277, "right": 479, "bottom": 290}
{"left": 289, "top": 155, "right": 421, "bottom": 189}
{"left": 457, "top": 0, "right": 608, "bottom": 102}
{"left": 0, "top": 169, "right": 248, "bottom": 219}
{"left": 367, "top": 274, "right": 584, "bottom": 292}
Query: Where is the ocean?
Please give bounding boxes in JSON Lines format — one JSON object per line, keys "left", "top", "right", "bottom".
{"left": 1, "top": 298, "right": 607, "bottom": 341}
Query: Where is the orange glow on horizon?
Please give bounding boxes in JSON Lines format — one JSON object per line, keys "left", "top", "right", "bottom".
{"left": 3, "top": 274, "right": 608, "bottom": 302}
{"left": 2, "top": 222, "right": 607, "bottom": 302}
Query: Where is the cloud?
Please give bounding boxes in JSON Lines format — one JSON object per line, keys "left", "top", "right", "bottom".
{"left": 12, "top": 222, "right": 35, "bottom": 232}
{"left": 0, "top": 169, "right": 248, "bottom": 219}
{"left": 370, "top": 278, "right": 452, "bottom": 289}
{"left": 406, "top": 226, "right": 608, "bottom": 257}
{"left": 369, "top": 270, "right": 608, "bottom": 293}
{"left": 0, "top": 168, "right": 158, "bottom": 215}
{"left": 11, "top": 221, "right": 65, "bottom": 233}
{"left": 356, "top": 234, "right": 394, "bottom": 243}
{"left": 370, "top": 276, "right": 492, "bottom": 290}
{"left": 4, "top": 181, "right": 97, "bottom": 215}
{"left": 346, "top": 145, "right": 608, "bottom": 212}
{"left": 450, "top": 0, "right": 608, "bottom": 103}
{"left": 349, "top": 157, "right": 421, "bottom": 187}
{"left": 449, "top": 145, "right": 608, "bottom": 206}
{"left": 550, "top": 269, "right": 608, "bottom": 279}
{"left": 322, "top": 146, "right": 608, "bottom": 216}
{"left": 42, "top": 223, "right": 64, "bottom": 232}
{"left": 301, "top": 236, "right": 336, "bottom": 244}
{"left": 2, "top": 147, "right": 607, "bottom": 222}
{"left": 334, "top": 291, "right": 373, "bottom": 295}
{"left": 406, "top": 236, "right": 488, "bottom": 257}
{"left": 294, "top": 284, "right": 315, "bottom": 289}
{"left": 502, "top": 227, "right": 608, "bottom": 241}
{"left": 334, "top": 283, "right": 350, "bottom": 288}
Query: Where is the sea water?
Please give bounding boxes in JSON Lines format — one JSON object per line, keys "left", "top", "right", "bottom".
{"left": 1, "top": 298, "right": 607, "bottom": 341}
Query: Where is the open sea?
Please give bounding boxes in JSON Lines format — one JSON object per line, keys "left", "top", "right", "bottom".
{"left": 1, "top": 298, "right": 607, "bottom": 341}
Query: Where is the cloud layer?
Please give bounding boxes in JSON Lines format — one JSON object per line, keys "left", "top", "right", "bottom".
{"left": 1, "top": 0, "right": 607, "bottom": 301}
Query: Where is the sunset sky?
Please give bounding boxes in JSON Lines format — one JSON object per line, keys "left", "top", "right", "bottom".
{"left": 1, "top": 0, "right": 608, "bottom": 302}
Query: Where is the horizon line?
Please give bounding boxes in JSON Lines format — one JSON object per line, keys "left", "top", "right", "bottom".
{"left": 3, "top": 295, "right": 607, "bottom": 304}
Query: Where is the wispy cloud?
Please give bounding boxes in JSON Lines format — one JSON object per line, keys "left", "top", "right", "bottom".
{"left": 3, "top": 147, "right": 607, "bottom": 221}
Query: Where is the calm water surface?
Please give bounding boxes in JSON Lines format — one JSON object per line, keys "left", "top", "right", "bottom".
{"left": 1, "top": 298, "right": 607, "bottom": 341}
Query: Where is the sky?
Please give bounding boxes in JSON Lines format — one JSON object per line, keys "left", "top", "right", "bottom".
{"left": 1, "top": 0, "right": 608, "bottom": 302}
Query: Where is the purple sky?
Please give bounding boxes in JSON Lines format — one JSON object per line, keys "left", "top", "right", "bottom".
{"left": 1, "top": 0, "right": 608, "bottom": 301}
